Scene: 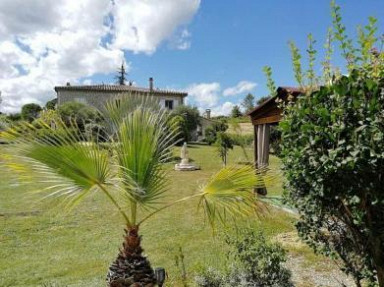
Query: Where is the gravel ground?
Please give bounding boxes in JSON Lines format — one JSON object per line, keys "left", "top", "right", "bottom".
{"left": 275, "top": 232, "right": 355, "bottom": 287}
{"left": 287, "top": 256, "right": 355, "bottom": 287}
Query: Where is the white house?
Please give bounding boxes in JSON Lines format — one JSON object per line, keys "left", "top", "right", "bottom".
{"left": 55, "top": 78, "right": 187, "bottom": 111}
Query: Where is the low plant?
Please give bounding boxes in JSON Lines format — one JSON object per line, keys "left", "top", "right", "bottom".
{"left": 195, "top": 229, "right": 293, "bottom": 287}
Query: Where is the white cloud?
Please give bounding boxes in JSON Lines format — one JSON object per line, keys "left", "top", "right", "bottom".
{"left": 185, "top": 82, "right": 243, "bottom": 116}
{"left": 223, "top": 80, "right": 257, "bottom": 97}
{"left": 186, "top": 82, "right": 221, "bottom": 107}
{"left": 0, "top": 0, "right": 201, "bottom": 113}
{"left": 211, "top": 102, "right": 236, "bottom": 116}
{"left": 111, "top": 0, "right": 200, "bottom": 54}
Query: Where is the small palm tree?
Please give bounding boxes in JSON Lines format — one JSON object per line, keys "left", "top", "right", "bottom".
{"left": 1, "top": 97, "right": 270, "bottom": 286}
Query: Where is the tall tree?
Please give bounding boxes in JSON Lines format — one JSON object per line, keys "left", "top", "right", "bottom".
{"left": 45, "top": 98, "right": 57, "bottom": 110}
{"left": 241, "top": 93, "right": 255, "bottom": 113}
{"left": 230, "top": 105, "right": 242, "bottom": 118}
{"left": 116, "top": 62, "right": 127, "bottom": 85}
{"left": 1, "top": 96, "right": 270, "bottom": 286}
{"left": 21, "top": 103, "right": 42, "bottom": 122}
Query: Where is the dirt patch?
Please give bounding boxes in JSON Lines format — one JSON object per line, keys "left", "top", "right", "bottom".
{"left": 274, "top": 232, "right": 355, "bottom": 287}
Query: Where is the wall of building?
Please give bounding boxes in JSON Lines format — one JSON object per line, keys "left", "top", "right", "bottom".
{"left": 57, "top": 90, "right": 184, "bottom": 111}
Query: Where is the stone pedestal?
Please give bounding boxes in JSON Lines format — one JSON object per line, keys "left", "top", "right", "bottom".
{"left": 174, "top": 162, "right": 200, "bottom": 171}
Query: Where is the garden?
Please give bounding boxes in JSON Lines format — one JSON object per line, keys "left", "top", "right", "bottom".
{"left": 1, "top": 1, "right": 384, "bottom": 287}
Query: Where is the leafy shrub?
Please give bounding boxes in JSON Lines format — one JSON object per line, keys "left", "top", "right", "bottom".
{"left": 195, "top": 267, "right": 230, "bottom": 287}
{"left": 269, "top": 125, "right": 281, "bottom": 156}
{"left": 204, "top": 119, "right": 229, "bottom": 145}
{"left": 216, "top": 132, "right": 234, "bottom": 166}
{"left": 57, "top": 101, "right": 101, "bottom": 130}
{"left": 281, "top": 68, "right": 384, "bottom": 285}
{"left": 21, "top": 103, "right": 42, "bottom": 122}
{"left": 171, "top": 105, "right": 200, "bottom": 142}
{"left": 195, "top": 229, "right": 293, "bottom": 287}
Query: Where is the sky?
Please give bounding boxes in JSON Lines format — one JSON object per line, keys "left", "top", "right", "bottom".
{"left": 0, "top": 0, "right": 383, "bottom": 115}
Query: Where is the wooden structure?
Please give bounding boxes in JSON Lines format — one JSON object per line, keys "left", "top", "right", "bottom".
{"left": 248, "top": 87, "right": 302, "bottom": 194}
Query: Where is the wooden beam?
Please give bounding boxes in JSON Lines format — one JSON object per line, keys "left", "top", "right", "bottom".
{"left": 252, "top": 114, "right": 281, "bottom": 125}
{"left": 254, "top": 125, "right": 258, "bottom": 168}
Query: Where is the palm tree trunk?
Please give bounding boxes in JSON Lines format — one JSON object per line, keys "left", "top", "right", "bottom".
{"left": 106, "top": 225, "right": 156, "bottom": 287}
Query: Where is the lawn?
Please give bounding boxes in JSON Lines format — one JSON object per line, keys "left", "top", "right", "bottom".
{"left": 0, "top": 144, "right": 345, "bottom": 286}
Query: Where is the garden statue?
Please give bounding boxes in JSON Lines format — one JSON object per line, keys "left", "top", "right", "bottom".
{"left": 175, "top": 142, "right": 199, "bottom": 171}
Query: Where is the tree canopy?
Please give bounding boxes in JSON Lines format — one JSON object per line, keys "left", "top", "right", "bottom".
{"left": 241, "top": 93, "right": 255, "bottom": 113}
{"left": 21, "top": 103, "right": 42, "bottom": 122}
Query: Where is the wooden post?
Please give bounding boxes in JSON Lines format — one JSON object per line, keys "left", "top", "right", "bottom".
{"left": 254, "top": 124, "right": 269, "bottom": 195}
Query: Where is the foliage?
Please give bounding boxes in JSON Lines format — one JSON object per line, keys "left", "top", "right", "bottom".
{"left": 0, "top": 114, "right": 10, "bottom": 132}
{"left": 263, "top": 66, "right": 277, "bottom": 97}
{"left": 57, "top": 101, "right": 100, "bottom": 130}
{"left": 204, "top": 119, "right": 229, "bottom": 145}
{"left": 21, "top": 103, "right": 42, "bottom": 122}
{"left": 195, "top": 229, "right": 293, "bottom": 287}
{"left": 173, "top": 246, "right": 188, "bottom": 287}
{"left": 269, "top": 125, "right": 282, "bottom": 156}
{"left": 289, "top": 41, "right": 304, "bottom": 87}
{"left": 38, "top": 109, "right": 61, "bottom": 123}
{"left": 230, "top": 105, "right": 242, "bottom": 118}
{"left": 215, "top": 132, "right": 234, "bottom": 166}
{"left": 45, "top": 98, "right": 57, "bottom": 110}
{"left": 306, "top": 33, "right": 318, "bottom": 86}
{"left": 281, "top": 69, "right": 384, "bottom": 286}
{"left": 241, "top": 93, "right": 255, "bottom": 113}
{"left": 172, "top": 105, "right": 200, "bottom": 142}
{"left": 6, "top": 113, "right": 21, "bottom": 122}
{"left": 278, "top": 3, "right": 384, "bottom": 285}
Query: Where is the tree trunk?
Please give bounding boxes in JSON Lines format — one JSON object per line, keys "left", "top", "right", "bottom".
{"left": 106, "top": 225, "right": 156, "bottom": 287}
{"left": 376, "top": 264, "right": 384, "bottom": 287}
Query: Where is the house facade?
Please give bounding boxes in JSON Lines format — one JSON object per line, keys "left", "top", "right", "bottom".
{"left": 55, "top": 78, "right": 187, "bottom": 111}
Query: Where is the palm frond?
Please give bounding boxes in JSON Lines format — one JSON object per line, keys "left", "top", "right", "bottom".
{"left": 0, "top": 118, "right": 114, "bottom": 212}
{"left": 114, "top": 106, "right": 179, "bottom": 210}
{"left": 102, "top": 94, "right": 162, "bottom": 137}
{"left": 198, "top": 165, "right": 272, "bottom": 228}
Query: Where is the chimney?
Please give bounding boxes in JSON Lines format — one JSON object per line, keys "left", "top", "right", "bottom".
{"left": 205, "top": 109, "right": 211, "bottom": 119}
{"left": 149, "top": 77, "right": 154, "bottom": 92}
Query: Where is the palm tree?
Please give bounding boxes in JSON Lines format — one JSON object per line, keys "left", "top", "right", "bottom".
{"left": 1, "top": 97, "right": 270, "bottom": 286}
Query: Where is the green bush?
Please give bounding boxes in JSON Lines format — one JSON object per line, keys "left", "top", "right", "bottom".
{"left": 204, "top": 119, "right": 228, "bottom": 145}
{"left": 171, "top": 105, "right": 200, "bottom": 142}
{"left": 57, "top": 101, "right": 101, "bottom": 130}
{"left": 280, "top": 69, "right": 384, "bottom": 284}
{"left": 195, "top": 229, "right": 293, "bottom": 287}
{"left": 21, "top": 103, "right": 42, "bottom": 122}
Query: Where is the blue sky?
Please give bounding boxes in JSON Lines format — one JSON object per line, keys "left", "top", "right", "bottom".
{"left": 0, "top": 0, "right": 383, "bottom": 114}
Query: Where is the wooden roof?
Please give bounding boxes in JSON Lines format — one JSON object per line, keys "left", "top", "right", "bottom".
{"left": 54, "top": 84, "right": 188, "bottom": 97}
{"left": 248, "top": 87, "right": 302, "bottom": 126}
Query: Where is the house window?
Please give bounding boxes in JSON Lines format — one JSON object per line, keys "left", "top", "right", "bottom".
{"left": 165, "top": 100, "right": 174, "bottom": 110}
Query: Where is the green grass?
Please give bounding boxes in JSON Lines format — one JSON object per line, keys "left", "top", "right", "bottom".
{"left": 0, "top": 144, "right": 297, "bottom": 286}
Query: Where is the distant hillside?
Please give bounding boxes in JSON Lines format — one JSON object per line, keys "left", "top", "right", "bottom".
{"left": 227, "top": 122, "right": 253, "bottom": 135}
